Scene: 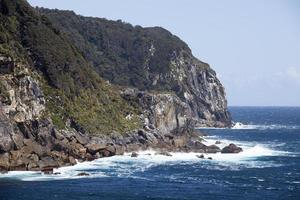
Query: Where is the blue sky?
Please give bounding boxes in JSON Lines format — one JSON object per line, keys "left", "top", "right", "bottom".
{"left": 28, "top": 0, "right": 300, "bottom": 106}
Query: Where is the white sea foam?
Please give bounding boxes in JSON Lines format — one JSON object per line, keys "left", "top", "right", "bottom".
{"left": 0, "top": 136, "right": 291, "bottom": 181}
{"left": 199, "top": 122, "right": 300, "bottom": 130}
{"left": 231, "top": 122, "right": 299, "bottom": 130}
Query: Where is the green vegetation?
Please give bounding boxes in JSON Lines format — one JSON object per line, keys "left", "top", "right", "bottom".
{"left": 38, "top": 8, "right": 193, "bottom": 92}
{"left": 0, "top": 0, "right": 141, "bottom": 135}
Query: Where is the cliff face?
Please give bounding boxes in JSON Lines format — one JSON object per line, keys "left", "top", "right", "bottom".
{"left": 0, "top": 0, "right": 232, "bottom": 171}
{"left": 38, "top": 8, "right": 232, "bottom": 127}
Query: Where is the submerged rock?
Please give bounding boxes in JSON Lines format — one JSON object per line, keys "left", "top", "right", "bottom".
{"left": 196, "top": 154, "right": 204, "bottom": 159}
{"left": 221, "top": 144, "right": 243, "bottom": 153}
{"left": 77, "top": 172, "right": 90, "bottom": 176}
{"left": 131, "top": 152, "right": 138, "bottom": 157}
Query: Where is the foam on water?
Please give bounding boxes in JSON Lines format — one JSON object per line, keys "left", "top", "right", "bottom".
{"left": 199, "top": 122, "right": 300, "bottom": 130}
{"left": 0, "top": 136, "right": 291, "bottom": 181}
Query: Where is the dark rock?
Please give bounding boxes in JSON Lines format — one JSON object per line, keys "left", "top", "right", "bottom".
{"left": 187, "top": 140, "right": 207, "bottom": 151}
{"left": 131, "top": 152, "right": 138, "bottom": 157}
{"left": 42, "top": 167, "right": 54, "bottom": 174}
{"left": 221, "top": 144, "right": 243, "bottom": 153}
{"left": 196, "top": 154, "right": 204, "bottom": 159}
{"left": 206, "top": 145, "right": 221, "bottom": 153}
{"left": 207, "top": 157, "right": 213, "bottom": 160}
{"left": 77, "top": 172, "right": 89, "bottom": 176}
{"left": 100, "top": 149, "right": 111, "bottom": 157}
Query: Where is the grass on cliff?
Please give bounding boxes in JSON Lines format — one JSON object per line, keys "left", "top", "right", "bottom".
{"left": 0, "top": 0, "right": 142, "bottom": 135}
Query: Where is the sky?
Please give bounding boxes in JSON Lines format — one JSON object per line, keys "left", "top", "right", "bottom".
{"left": 28, "top": 0, "right": 300, "bottom": 106}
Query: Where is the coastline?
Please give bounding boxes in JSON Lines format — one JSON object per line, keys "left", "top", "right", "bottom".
{"left": 0, "top": 123, "right": 242, "bottom": 174}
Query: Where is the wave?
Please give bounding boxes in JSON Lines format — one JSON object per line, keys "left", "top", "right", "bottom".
{"left": 199, "top": 122, "right": 300, "bottom": 130}
{"left": 0, "top": 137, "right": 291, "bottom": 182}
{"left": 232, "top": 122, "right": 300, "bottom": 130}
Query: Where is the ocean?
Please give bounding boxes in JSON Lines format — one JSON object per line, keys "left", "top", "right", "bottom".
{"left": 0, "top": 107, "right": 299, "bottom": 200}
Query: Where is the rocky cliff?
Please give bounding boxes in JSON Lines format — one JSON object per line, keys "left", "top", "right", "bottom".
{"left": 0, "top": 0, "right": 232, "bottom": 172}
{"left": 38, "top": 8, "right": 232, "bottom": 128}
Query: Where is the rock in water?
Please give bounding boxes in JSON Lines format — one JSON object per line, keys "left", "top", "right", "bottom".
{"left": 77, "top": 172, "right": 90, "bottom": 176}
{"left": 131, "top": 152, "right": 139, "bottom": 157}
{"left": 221, "top": 144, "right": 243, "bottom": 153}
{"left": 196, "top": 154, "right": 205, "bottom": 159}
{"left": 206, "top": 145, "right": 221, "bottom": 153}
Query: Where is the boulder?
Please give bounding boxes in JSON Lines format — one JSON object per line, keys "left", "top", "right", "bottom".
{"left": 196, "top": 154, "right": 204, "bottom": 159}
{"left": 99, "top": 145, "right": 115, "bottom": 157}
{"left": 77, "top": 172, "right": 89, "bottom": 176}
{"left": 131, "top": 152, "right": 138, "bottom": 157}
{"left": 74, "top": 134, "right": 89, "bottom": 145}
{"left": 187, "top": 140, "right": 207, "bottom": 151}
{"left": 206, "top": 145, "right": 221, "bottom": 153}
{"left": 221, "top": 144, "right": 243, "bottom": 153}
{"left": 85, "top": 143, "right": 106, "bottom": 154}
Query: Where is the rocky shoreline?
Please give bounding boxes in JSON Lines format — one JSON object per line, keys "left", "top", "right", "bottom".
{"left": 0, "top": 115, "right": 242, "bottom": 173}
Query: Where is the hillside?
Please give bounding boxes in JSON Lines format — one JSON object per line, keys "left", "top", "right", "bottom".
{"left": 0, "top": 0, "right": 141, "bottom": 135}
{"left": 38, "top": 8, "right": 232, "bottom": 127}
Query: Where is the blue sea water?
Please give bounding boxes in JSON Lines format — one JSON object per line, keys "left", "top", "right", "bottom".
{"left": 0, "top": 107, "right": 299, "bottom": 200}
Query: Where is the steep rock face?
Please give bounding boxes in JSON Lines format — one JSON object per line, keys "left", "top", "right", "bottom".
{"left": 168, "top": 51, "right": 231, "bottom": 127}
{"left": 121, "top": 88, "right": 193, "bottom": 134}
{"left": 0, "top": 63, "right": 45, "bottom": 123}
{"left": 38, "top": 8, "right": 231, "bottom": 127}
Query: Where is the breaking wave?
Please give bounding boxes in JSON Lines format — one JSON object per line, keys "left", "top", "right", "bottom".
{"left": 231, "top": 122, "right": 300, "bottom": 130}
{"left": 199, "top": 122, "right": 300, "bottom": 130}
{"left": 0, "top": 137, "right": 291, "bottom": 182}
